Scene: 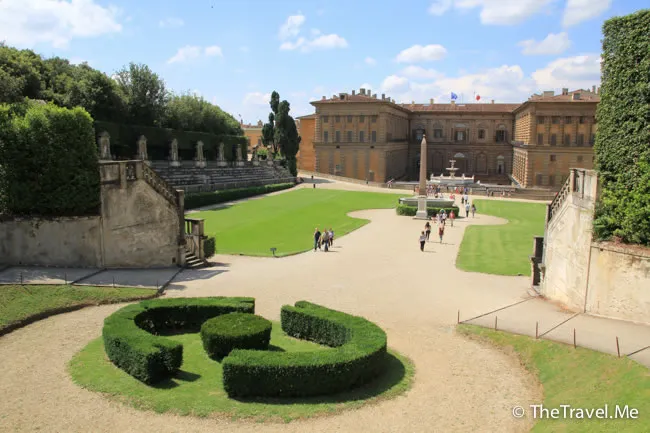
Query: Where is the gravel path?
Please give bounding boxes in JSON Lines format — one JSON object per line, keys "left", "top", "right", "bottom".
{"left": 0, "top": 181, "right": 543, "bottom": 433}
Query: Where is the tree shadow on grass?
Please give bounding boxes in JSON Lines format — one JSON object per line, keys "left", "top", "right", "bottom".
{"left": 152, "top": 370, "right": 201, "bottom": 389}
{"left": 231, "top": 352, "right": 407, "bottom": 405}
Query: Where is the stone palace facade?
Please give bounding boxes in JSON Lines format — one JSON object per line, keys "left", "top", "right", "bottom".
{"left": 297, "top": 86, "right": 599, "bottom": 189}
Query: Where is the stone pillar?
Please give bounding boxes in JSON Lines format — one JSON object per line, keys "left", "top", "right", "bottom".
{"left": 169, "top": 138, "right": 181, "bottom": 167}
{"left": 236, "top": 144, "right": 245, "bottom": 167}
{"left": 137, "top": 135, "right": 149, "bottom": 165}
{"left": 195, "top": 141, "right": 206, "bottom": 168}
{"left": 98, "top": 131, "right": 113, "bottom": 160}
{"left": 573, "top": 118, "right": 579, "bottom": 145}
{"left": 415, "top": 135, "right": 428, "bottom": 219}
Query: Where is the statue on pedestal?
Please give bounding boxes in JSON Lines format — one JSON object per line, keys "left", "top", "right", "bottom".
{"left": 98, "top": 131, "right": 112, "bottom": 160}
{"left": 235, "top": 144, "right": 245, "bottom": 167}
{"left": 251, "top": 146, "right": 260, "bottom": 166}
{"left": 137, "top": 135, "right": 150, "bottom": 165}
{"left": 217, "top": 142, "right": 227, "bottom": 167}
{"left": 169, "top": 139, "right": 180, "bottom": 167}
{"left": 195, "top": 141, "right": 206, "bottom": 168}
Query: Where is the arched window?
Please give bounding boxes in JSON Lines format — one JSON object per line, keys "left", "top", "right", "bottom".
{"left": 496, "top": 155, "right": 505, "bottom": 174}
{"left": 496, "top": 124, "right": 507, "bottom": 143}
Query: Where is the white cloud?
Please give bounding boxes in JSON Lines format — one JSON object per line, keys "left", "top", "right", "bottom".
{"left": 365, "top": 57, "right": 377, "bottom": 66}
{"left": 280, "top": 34, "right": 347, "bottom": 53}
{"left": 381, "top": 75, "right": 410, "bottom": 93}
{"left": 167, "top": 45, "right": 202, "bottom": 64}
{"left": 243, "top": 92, "right": 272, "bottom": 106}
{"left": 428, "top": 0, "right": 452, "bottom": 15}
{"left": 396, "top": 44, "right": 447, "bottom": 63}
{"left": 532, "top": 54, "right": 601, "bottom": 90}
{"left": 519, "top": 32, "right": 571, "bottom": 55}
{"left": 204, "top": 45, "right": 222, "bottom": 57}
{"left": 454, "top": 0, "right": 555, "bottom": 25}
{"left": 0, "top": 0, "right": 122, "bottom": 49}
{"left": 400, "top": 65, "right": 441, "bottom": 79}
{"left": 159, "top": 17, "right": 184, "bottom": 28}
{"left": 562, "top": 0, "right": 611, "bottom": 27}
{"left": 279, "top": 13, "right": 305, "bottom": 40}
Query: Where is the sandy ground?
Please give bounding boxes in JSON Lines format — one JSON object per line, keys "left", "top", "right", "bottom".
{"left": 0, "top": 178, "right": 543, "bottom": 433}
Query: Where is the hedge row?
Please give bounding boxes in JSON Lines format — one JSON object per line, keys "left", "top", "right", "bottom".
{"left": 204, "top": 236, "right": 216, "bottom": 258}
{"left": 593, "top": 10, "right": 650, "bottom": 245}
{"left": 94, "top": 120, "right": 248, "bottom": 163}
{"left": 200, "top": 313, "right": 271, "bottom": 359}
{"left": 102, "top": 297, "right": 255, "bottom": 384}
{"left": 396, "top": 204, "right": 461, "bottom": 217}
{"left": 222, "top": 301, "right": 387, "bottom": 398}
{"left": 184, "top": 183, "right": 295, "bottom": 210}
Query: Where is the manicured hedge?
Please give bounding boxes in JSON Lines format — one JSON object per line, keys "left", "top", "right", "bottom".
{"left": 184, "top": 183, "right": 295, "bottom": 210}
{"left": 222, "top": 301, "right": 387, "bottom": 398}
{"left": 0, "top": 102, "right": 100, "bottom": 216}
{"left": 204, "top": 236, "right": 216, "bottom": 258}
{"left": 102, "top": 297, "right": 254, "bottom": 384}
{"left": 94, "top": 120, "right": 248, "bottom": 163}
{"left": 201, "top": 313, "right": 271, "bottom": 359}
{"left": 396, "top": 204, "right": 461, "bottom": 217}
{"left": 593, "top": 10, "right": 650, "bottom": 245}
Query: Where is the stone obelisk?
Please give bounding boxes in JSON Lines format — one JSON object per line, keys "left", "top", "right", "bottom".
{"left": 415, "top": 134, "right": 429, "bottom": 219}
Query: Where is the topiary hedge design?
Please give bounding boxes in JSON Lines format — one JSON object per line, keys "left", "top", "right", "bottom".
{"left": 222, "top": 301, "right": 387, "bottom": 398}
{"left": 396, "top": 204, "right": 461, "bottom": 217}
{"left": 102, "top": 297, "right": 254, "bottom": 384}
{"left": 200, "top": 313, "right": 271, "bottom": 359}
{"left": 593, "top": 9, "right": 650, "bottom": 245}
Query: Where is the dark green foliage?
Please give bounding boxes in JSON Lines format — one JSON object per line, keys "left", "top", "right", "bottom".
{"left": 102, "top": 297, "right": 255, "bottom": 384}
{"left": 165, "top": 93, "right": 242, "bottom": 136}
{"left": 593, "top": 10, "right": 650, "bottom": 245}
{"left": 184, "top": 183, "right": 295, "bottom": 210}
{"left": 222, "top": 301, "right": 387, "bottom": 398}
{"left": 93, "top": 120, "right": 247, "bottom": 161}
{"left": 114, "top": 63, "right": 168, "bottom": 127}
{"left": 261, "top": 91, "right": 301, "bottom": 174}
{"left": 204, "top": 236, "right": 216, "bottom": 258}
{"left": 200, "top": 313, "right": 271, "bottom": 359}
{"left": 396, "top": 204, "right": 461, "bottom": 217}
{"left": 0, "top": 102, "right": 100, "bottom": 216}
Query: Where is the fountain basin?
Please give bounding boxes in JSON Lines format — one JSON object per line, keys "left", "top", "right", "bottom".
{"left": 399, "top": 197, "right": 455, "bottom": 208}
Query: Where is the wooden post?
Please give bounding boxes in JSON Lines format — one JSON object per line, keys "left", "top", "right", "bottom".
{"left": 573, "top": 328, "right": 576, "bottom": 349}
{"left": 616, "top": 337, "right": 620, "bottom": 358}
{"left": 535, "top": 321, "right": 539, "bottom": 339}
{"left": 457, "top": 310, "right": 460, "bottom": 324}
{"left": 494, "top": 316, "right": 498, "bottom": 331}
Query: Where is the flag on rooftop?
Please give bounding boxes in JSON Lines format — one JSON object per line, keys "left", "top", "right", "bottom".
{"left": 451, "top": 92, "right": 458, "bottom": 101}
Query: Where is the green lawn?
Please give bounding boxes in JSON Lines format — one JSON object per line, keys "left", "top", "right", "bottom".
{"left": 0, "top": 285, "right": 157, "bottom": 333}
{"left": 69, "top": 324, "right": 414, "bottom": 422}
{"left": 458, "top": 325, "right": 650, "bottom": 433}
{"left": 191, "top": 188, "right": 404, "bottom": 256}
{"left": 456, "top": 199, "right": 546, "bottom": 275}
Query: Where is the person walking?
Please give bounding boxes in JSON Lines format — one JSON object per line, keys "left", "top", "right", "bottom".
{"left": 328, "top": 228, "right": 334, "bottom": 247}
{"left": 441, "top": 209, "right": 447, "bottom": 226}
{"left": 419, "top": 231, "right": 427, "bottom": 252}
{"left": 438, "top": 223, "right": 445, "bottom": 243}
{"left": 425, "top": 222, "right": 431, "bottom": 241}
{"left": 314, "top": 228, "right": 321, "bottom": 252}
{"left": 321, "top": 229, "right": 330, "bottom": 252}
{"left": 465, "top": 202, "right": 470, "bottom": 218}
{"left": 471, "top": 203, "right": 477, "bottom": 218}
{"left": 449, "top": 209, "right": 456, "bottom": 227}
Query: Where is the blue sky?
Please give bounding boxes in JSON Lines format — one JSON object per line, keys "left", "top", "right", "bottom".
{"left": 0, "top": 0, "right": 647, "bottom": 124}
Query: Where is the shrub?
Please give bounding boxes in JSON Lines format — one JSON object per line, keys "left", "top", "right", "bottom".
{"left": 102, "top": 297, "right": 254, "bottom": 384}
{"left": 396, "top": 204, "right": 461, "bottom": 218}
{"left": 593, "top": 10, "right": 650, "bottom": 245}
{"left": 256, "top": 147, "right": 268, "bottom": 160}
{"left": 200, "top": 313, "right": 271, "bottom": 359}
{"left": 222, "top": 301, "right": 387, "bottom": 398}
{"left": 204, "top": 236, "right": 216, "bottom": 258}
{"left": 184, "top": 183, "right": 294, "bottom": 210}
{"left": 0, "top": 102, "right": 100, "bottom": 216}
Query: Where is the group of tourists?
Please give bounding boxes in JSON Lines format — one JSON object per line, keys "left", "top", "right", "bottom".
{"left": 419, "top": 209, "right": 456, "bottom": 251}
{"left": 313, "top": 227, "right": 335, "bottom": 252}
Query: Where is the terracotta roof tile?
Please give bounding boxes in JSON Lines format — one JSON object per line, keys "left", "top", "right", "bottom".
{"left": 528, "top": 89, "right": 600, "bottom": 102}
{"left": 402, "top": 103, "right": 521, "bottom": 113}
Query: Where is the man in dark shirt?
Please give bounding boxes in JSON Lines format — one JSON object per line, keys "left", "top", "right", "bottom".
{"left": 314, "top": 228, "right": 321, "bottom": 251}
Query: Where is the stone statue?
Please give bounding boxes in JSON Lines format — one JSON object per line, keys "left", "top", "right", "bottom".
{"left": 235, "top": 144, "right": 245, "bottom": 167}
{"left": 137, "top": 135, "right": 148, "bottom": 161}
{"left": 195, "top": 141, "right": 206, "bottom": 168}
{"left": 98, "top": 131, "right": 112, "bottom": 160}
{"left": 217, "top": 142, "right": 227, "bottom": 167}
{"left": 169, "top": 139, "right": 180, "bottom": 167}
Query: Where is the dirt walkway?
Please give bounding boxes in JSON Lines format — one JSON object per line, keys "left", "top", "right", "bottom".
{"left": 0, "top": 185, "right": 542, "bottom": 432}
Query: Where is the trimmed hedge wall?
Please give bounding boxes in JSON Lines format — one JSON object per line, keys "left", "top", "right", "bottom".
{"left": 102, "top": 297, "right": 254, "bottom": 384}
{"left": 200, "top": 313, "right": 271, "bottom": 359}
{"left": 396, "top": 204, "right": 461, "bottom": 218}
{"left": 222, "top": 301, "right": 387, "bottom": 398}
{"left": 593, "top": 9, "right": 650, "bottom": 245}
{"left": 0, "top": 102, "right": 100, "bottom": 216}
{"left": 204, "top": 236, "right": 216, "bottom": 258}
{"left": 94, "top": 120, "right": 248, "bottom": 163}
{"left": 184, "top": 183, "right": 295, "bottom": 210}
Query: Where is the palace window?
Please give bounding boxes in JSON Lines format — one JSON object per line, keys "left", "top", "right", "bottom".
{"left": 589, "top": 134, "right": 595, "bottom": 145}
{"left": 335, "top": 131, "right": 341, "bottom": 143}
{"left": 579, "top": 116, "right": 585, "bottom": 124}
{"left": 577, "top": 155, "right": 584, "bottom": 163}
{"left": 552, "top": 117, "right": 560, "bottom": 124}
{"left": 323, "top": 116, "right": 329, "bottom": 123}
{"left": 537, "top": 116, "right": 545, "bottom": 124}
{"left": 550, "top": 134, "right": 557, "bottom": 146}
{"left": 549, "top": 175, "right": 555, "bottom": 186}
{"left": 496, "top": 130, "right": 506, "bottom": 143}
{"left": 536, "top": 174, "right": 543, "bottom": 186}
{"left": 359, "top": 115, "right": 365, "bottom": 123}
{"left": 371, "top": 115, "right": 378, "bottom": 123}
{"left": 550, "top": 154, "right": 556, "bottom": 162}
{"left": 434, "top": 128, "right": 443, "bottom": 139}
{"left": 323, "top": 131, "right": 329, "bottom": 143}
{"left": 335, "top": 115, "right": 341, "bottom": 123}
{"left": 455, "top": 130, "right": 466, "bottom": 142}
{"left": 347, "top": 131, "right": 353, "bottom": 142}
{"left": 565, "top": 116, "right": 572, "bottom": 124}
{"left": 359, "top": 131, "right": 365, "bottom": 142}
{"left": 537, "top": 133, "right": 544, "bottom": 144}
{"left": 347, "top": 115, "right": 353, "bottom": 122}
{"left": 577, "top": 134, "right": 585, "bottom": 146}
{"left": 478, "top": 129, "right": 485, "bottom": 139}
{"left": 564, "top": 134, "right": 571, "bottom": 146}
{"left": 371, "top": 131, "right": 377, "bottom": 143}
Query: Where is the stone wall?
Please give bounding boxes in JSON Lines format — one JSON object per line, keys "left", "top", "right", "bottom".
{"left": 0, "top": 161, "right": 184, "bottom": 268}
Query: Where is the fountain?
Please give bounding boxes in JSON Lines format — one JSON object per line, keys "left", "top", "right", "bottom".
{"left": 428, "top": 157, "right": 475, "bottom": 186}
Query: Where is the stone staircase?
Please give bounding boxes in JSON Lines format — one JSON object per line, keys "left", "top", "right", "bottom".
{"left": 151, "top": 161, "right": 294, "bottom": 193}
{"left": 185, "top": 249, "right": 208, "bottom": 269}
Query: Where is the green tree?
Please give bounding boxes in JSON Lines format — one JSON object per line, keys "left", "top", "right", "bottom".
{"left": 274, "top": 100, "right": 301, "bottom": 176}
{"left": 262, "top": 91, "right": 280, "bottom": 156}
{"left": 164, "top": 92, "right": 242, "bottom": 135}
{"left": 593, "top": 9, "right": 650, "bottom": 245}
{"left": 114, "top": 62, "right": 168, "bottom": 126}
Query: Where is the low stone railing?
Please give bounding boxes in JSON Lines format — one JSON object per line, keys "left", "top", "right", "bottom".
{"left": 184, "top": 217, "right": 206, "bottom": 261}
{"left": 143, "top": 163, "right": 179, "bottom": 208}
{"left": 547, "top": 168, "right": 598, "bottom": 223}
